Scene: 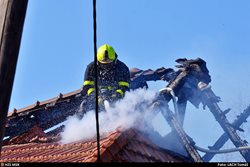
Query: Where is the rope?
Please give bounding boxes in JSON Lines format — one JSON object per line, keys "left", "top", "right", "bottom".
{"left": 195, "top": 145, "right": 250, "bottom": 154}
{"left": 93, "top": 0, "right": 101, "bottom": 162}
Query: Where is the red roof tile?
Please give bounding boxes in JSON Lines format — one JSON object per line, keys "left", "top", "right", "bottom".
{"left": 0, "top": 128, "right": 189, "bottom": 162}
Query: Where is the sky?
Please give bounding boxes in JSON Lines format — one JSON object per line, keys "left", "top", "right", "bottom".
{"left": 8, "top": 0, "right": 250, "bottom": 162}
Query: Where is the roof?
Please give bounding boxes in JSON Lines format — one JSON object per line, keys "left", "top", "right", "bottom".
{"left": 2, "top": 69, "right": 195, "bottom": 162}
{"left": 0, "top": 128, "right": 189, "bottom": 162}
{"left": 5, "top": 68, "right": 173, "bottom": 139}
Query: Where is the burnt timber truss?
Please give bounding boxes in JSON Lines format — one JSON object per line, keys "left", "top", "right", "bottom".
{"left": 155, "top": 58, "right": 250, "bottom": 161}
{"left": 3, "top": 58, "right": 250, "bottom": 162}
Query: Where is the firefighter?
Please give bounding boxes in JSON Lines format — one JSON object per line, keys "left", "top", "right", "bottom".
{"left": 78, "top": 44, "right": 130, "bottom": 117}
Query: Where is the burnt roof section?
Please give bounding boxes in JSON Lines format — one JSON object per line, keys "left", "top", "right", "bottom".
{"left": 2, "top": 67, "right": 195, "bottom": 162}
{"left": 5, "top": 67, "right": 175, "bottom": 139}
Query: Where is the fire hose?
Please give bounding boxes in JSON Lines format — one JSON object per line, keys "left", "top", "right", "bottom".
{"left": 195, "top": 145, "right": 250, "bottom": 154}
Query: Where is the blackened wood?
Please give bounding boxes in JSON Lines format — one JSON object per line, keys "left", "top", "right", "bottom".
{"left": 203, "top": 105, "right": 250, "bottom": 162}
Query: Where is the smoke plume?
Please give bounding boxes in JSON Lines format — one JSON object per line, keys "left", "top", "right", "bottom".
{"left": 60, "top": 88, "right": 158, "bottom": 144}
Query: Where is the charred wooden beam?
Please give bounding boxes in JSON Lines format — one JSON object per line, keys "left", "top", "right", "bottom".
{"left": 203, "top": 105, "right": 250, "bottom": 162}
{"left": 160, "top": 58, "right": 250, "bottom": 162}
{"left": 129, "top": 67, "right": 176, "bottom": 90}
{"left": 151, "top": 101, "right": 203, "bottom": 162}
{"left": 199, "top": 83, "right": 250, "bottom": 161}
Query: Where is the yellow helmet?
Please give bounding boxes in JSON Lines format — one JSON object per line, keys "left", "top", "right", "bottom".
{"left": 97, "top": 44, "right": 116, "bottom": 64}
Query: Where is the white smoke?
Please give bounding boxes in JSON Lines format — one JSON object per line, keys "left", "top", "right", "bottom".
{"left": 60, "top": 88, "right": 158, "bottom": 144}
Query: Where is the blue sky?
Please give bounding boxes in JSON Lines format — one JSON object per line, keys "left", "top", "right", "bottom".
{"left": 9, "top": 0, "right": 250, "bottom": 161}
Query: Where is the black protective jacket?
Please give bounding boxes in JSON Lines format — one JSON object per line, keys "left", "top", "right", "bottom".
{"left": 83, "top": 59, "right": 130, "bottom": 98}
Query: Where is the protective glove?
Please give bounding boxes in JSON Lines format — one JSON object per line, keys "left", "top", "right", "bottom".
{"left": 110, "top": 92, "right": 123, "bottom": 102}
